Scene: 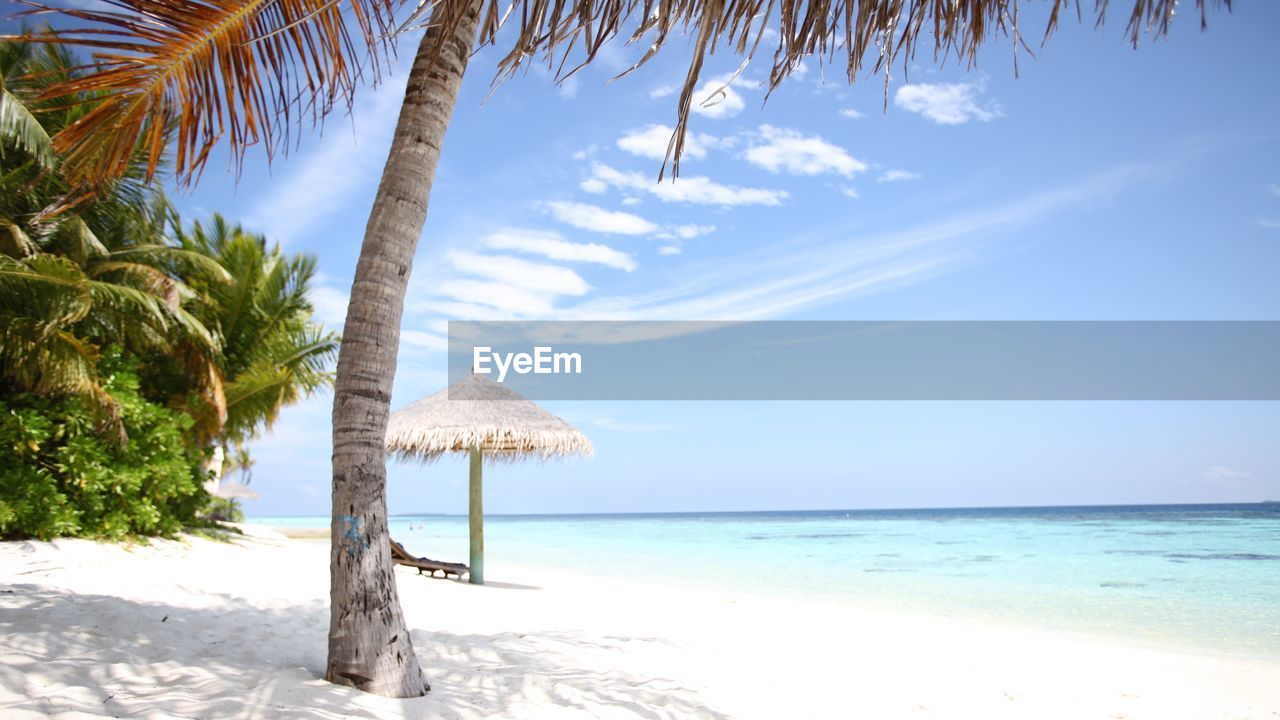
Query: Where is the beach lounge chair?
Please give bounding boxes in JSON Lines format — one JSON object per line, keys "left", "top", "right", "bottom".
{"left": 390, "top": 539, "right": 469, "bottom": 580}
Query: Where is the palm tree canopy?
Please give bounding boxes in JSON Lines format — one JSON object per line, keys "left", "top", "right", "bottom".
{"left": 386, "top": 374, "right": 593, "bottom": 463}
{"left": 9, "top": 0, "right": 1226, "bottom": 186}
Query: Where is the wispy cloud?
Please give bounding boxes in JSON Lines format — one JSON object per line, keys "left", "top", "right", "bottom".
{"left": 877, "top": 169, "right": 922, "bottom": 183}
{"left": 557, "top": 75, "right": 581, "bottom": 100}
{"left": 744, "top": 125, "right": 869, "bottom": 178}
{"left": 544, "top": 200, "right": 660, "bottom": 235}
{"left": 446, "top": 251, "right": 591, "bottom": 296}
{"left": 481, "top": 228, "right": 637, "bottom": 271}
{"left": 839, "top": 108, "right": 865, "bottom": 120}
{"left": 410, "top": 165, "right": 1154, "bottom": 355}
{"left": 894, "top": 80, "right": 1002, "bottom": 125}
{"left": 243, "top": 67, "right": 405, "bottom": 244}
{"left": 559, "top": 164, "right": 1155, "bottom": 321}
{"left": 1266, "top": 184, "right": 1280, "bottom": 197}
{"left": 436, "top": 280, "right": 558, "bottom": 316}
{"left": 401, "top": 329, "right": 448, "bottom": 351}
{"left": 582, "top": 163, "right": 788, "bottom": 206}
{"left": 591, "top": 417, "right": 675, "bottom": 433}
{"left": 1201, "top": 465, "right": 1253, "bottom": 487}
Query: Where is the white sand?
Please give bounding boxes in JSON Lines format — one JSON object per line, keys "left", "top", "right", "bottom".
{"left": 2, "top": 525, "right": 1276, "bottom": 719}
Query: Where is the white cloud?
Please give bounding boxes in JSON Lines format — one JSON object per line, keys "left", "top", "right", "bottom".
{"left": 437, "top": 280, "right": 556, "bottom": 316}
{"left": 649, "top": 84, "right": 676, "bottom": 99}
{"left": 657, "top": 246, "right": 682, "bottom": 256}
{"left": 580, "top": 177, "right": 608, "bottom": 194}
{"left": 544, "top": 200, "right": 660, "bottom": 235}
{"left": 839, "top": 108, "right": 865, "bottom": 120}
{"left": 400, "top": 329, "right": 448, "bottom": 351}
{"left": 1202, "top": 466, "right": 1253, "bottom": 487}
{"left": 841, "top": 187, "right": 860, "bottom": 199}
{"left": 877, "top": 169, "right": 922, "bottom": 183}
{"left": 584, "top": 163, "right": 788, "bottom": 206}
{"left": 894, "top": 81, "right": 1002, "bottom": 125}
{"left": 617, "top": 125, "right": 724, "bottom": 161}
{"left": 744, "top": 125, "right": 869, "bottom": 178}
{"left": 669, "top": 224, "right": 715, "bottom": 240}
{"left": 1267, "top": 184, "right": 1280, "bottom": 197}
{"left": 556, "top": 163, "right": 1157, "bottom": 321}
{"left": 691, "top": 74, "right": 746, "bottom": 119}
{"left": 447, "top": 251, "right": 591, "bottom": 296}
{"left": 481, "top": 228, "right": 637, "bottom": 271}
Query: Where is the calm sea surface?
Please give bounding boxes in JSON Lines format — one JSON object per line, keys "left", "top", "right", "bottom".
{"left": 253, "top": 504, "right": 1280, "bottom": 658}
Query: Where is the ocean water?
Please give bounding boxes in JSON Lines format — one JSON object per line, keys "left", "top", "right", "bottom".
{"left": 254, "top": 504, "right": 1280, "bottom": 658}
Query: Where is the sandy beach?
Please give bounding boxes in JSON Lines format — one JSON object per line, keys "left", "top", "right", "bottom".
{"left": 1, "top": 525, "right": 1276, "bottom": 720}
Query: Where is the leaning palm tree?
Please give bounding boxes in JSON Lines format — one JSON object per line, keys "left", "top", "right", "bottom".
{"left": 11, "top": 0, "right": 1227, "bottom": 698}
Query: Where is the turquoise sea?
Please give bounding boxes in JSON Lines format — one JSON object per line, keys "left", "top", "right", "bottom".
{"left": 254, "top": 503, "right": 1280, "bottom": 659}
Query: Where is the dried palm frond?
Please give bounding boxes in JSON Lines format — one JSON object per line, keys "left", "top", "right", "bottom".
{"left": 12, "top": 0, "right": 1226, "bottom": 186}
{"left": 9, "top": 0, "right": 398, "bottom": 186}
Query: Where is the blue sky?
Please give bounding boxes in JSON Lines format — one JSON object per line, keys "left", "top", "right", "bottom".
{"left": 165, "top": 4, "right": 1279, "bottom": 515}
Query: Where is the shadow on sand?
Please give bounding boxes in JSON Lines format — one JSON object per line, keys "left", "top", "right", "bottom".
{"left": 0, "top": 584, "right": 729, "bottom": 719}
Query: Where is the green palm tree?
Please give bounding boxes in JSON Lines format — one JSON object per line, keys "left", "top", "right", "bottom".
{"left": 10, "top": 0, "right": 1227, "bottom": 696}
{"left": 1, "top": 39, "right": 223, "bottom": 437}
{"left": 169, "top": 214, "right": 338, "bottom": 448}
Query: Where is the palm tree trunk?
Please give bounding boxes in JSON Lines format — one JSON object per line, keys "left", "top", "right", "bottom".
{"left": 326, "top": 2, "right": 481, "bottom": 697}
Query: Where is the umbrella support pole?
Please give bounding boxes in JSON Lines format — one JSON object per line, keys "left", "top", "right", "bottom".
{"left": 469, "top": 446, "right": 484, "bottom": 585}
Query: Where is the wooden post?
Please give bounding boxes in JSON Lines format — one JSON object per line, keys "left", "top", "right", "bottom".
{"left": 468, "top": 446, "right": 484, "bottom": 585}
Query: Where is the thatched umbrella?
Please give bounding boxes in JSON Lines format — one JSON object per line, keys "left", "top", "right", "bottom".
{"left": 385, "top": 374, "right": 592, "bottom": 584}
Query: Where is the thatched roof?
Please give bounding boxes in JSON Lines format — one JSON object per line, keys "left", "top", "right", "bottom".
{"left": 385, "top": 374, "right": 593, "bottom": 463}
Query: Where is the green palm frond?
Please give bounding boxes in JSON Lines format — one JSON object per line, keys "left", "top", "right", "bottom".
{"left": 1, "top": 217, "right": 39, "bottom": 258}
{"left": 86, "top": 277, "right": 217, "bottom": 351}
{"left": 109, "top": 244, "right": 234, "bottom": 284}
{"left": 0, "top": 253, "right": 94, "bottom": 328}
{"left": 0, "top": 69, "right": 54, "bottom": 170}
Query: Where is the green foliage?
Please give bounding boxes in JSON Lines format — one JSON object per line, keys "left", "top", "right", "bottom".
{"left": 0, "top": 350, "right": 209, "bottom": 540}
{"left": 1, "top": 39, "right": 221, "bottom": 437}
{"left": 165, "top": 215, "right": 338, "bottom": 446}
{"left": 202, "top": 496, "right": 245, "bottom": 524}
{"left": 0, "top": 38, "right": 338, "bottom": 540}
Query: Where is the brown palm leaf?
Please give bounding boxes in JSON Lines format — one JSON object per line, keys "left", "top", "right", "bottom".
{"left": 10, "top": 0, "right": 398, "bottom": 186}
{"left": 13, "top": 0, "right": 1225, "bottom": 186}
{"left": 468, "top": 0, "right": 1227, "bottom": 178}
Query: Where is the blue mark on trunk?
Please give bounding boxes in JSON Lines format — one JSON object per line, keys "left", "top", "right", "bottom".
{"left": 339, "top": 515, "right": 370, "bottom": 557}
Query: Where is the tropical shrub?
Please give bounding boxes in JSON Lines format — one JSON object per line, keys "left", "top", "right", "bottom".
{"left": 0, "top": 349, "right": 208, "bottom": 540}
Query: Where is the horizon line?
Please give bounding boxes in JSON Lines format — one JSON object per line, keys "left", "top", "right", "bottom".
{"left": 247, "top": 499, "right": 1278, "bottom": 520}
